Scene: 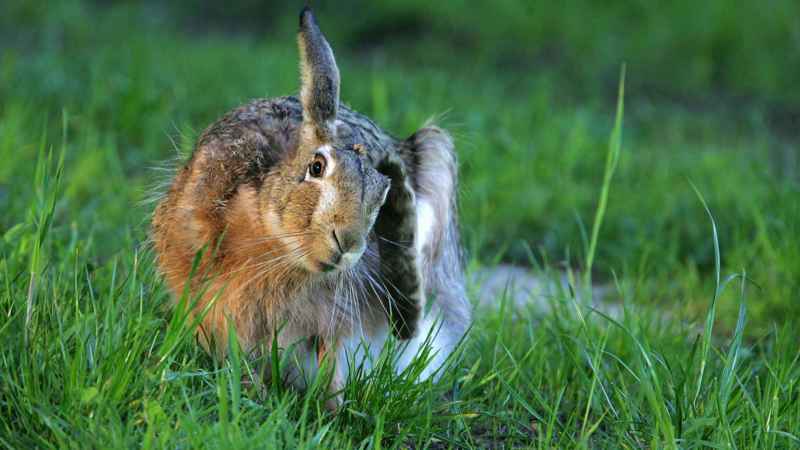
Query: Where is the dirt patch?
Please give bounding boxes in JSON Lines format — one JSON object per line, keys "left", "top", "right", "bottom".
{"left": 471, "top": 264, "right": 620, "bottom": 318}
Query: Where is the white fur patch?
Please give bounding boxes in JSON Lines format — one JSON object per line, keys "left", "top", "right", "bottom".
{"left": 315, "top": 182, "right": 337, "bottom": 214}
{"left": 305, "top": 145, "right": 338, "bottom": 215}
{"left": 339, "top": 311, "right": 450, "bottom": 382}
{"left": 317, "top": 144, "right": 335, "bottom": 176}
{"left": 340, "top": 247, "right": 365, "bottom": 268}
{"left": 415, "top": 199, "right": 435, "bottom": 254}
{"left": 395, "top": 313, "right": 450, "bottom": 380}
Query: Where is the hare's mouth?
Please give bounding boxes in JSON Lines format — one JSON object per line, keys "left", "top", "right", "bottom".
{"left": 317, "top": 260, "right": 339, "bottom": 273}
{"left": 316, "top": 240, "right": 365, "bottom": 273}
{"left": 326, "top": 230, "right": 365, "bottom": 270}
{"left": 316, "top": 248, "right": 364, "bottom": 273}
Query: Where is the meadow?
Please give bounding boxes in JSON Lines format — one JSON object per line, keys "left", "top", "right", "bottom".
{"left": 1, "top": 1, "right": 799, "bottom": 447}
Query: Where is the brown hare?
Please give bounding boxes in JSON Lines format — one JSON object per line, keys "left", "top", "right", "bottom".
{"left": 152, "top": 7, "right": 470, "bottom": 408}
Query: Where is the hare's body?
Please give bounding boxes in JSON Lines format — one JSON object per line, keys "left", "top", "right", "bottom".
{"left": 152, "top": 9, "right": 469, "bottom": 406}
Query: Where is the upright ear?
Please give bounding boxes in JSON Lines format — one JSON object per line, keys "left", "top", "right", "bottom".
{"left": 298, "top": 7, "right": 340, "bottom": 144}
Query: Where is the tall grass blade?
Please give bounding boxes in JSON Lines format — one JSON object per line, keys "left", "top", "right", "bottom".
{"left": 690, "top": 182, "right": 721, "bottom": 406}
{"left": 585, "top": 64, "right": 626, "bottom": 291}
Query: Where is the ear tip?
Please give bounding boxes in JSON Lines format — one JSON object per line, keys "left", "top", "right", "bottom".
{"left": 299, "top": 6, "right": 315, "bottom": 28}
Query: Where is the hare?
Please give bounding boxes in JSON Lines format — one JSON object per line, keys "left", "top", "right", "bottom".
{"left": 151, "top": 7, "right": 470, "bottom": 408}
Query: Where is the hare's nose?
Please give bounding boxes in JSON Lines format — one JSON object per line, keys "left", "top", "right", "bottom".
{"left": 330, "top": 229, "right": 365, "bottom": 268}
{"left": 332, "top": 229, "right": 363, "bottom": 255}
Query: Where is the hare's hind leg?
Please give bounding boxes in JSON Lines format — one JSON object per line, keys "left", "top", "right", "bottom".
{"left": 404, "top": 126, "right": 457, "bottom": 261}
{"left": 400, "top": 126, "right": 471, "bottom": 379}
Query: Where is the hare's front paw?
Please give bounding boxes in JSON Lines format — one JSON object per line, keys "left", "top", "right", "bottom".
{"left": 317, "top": 338, "right": 345, "bottom": 412}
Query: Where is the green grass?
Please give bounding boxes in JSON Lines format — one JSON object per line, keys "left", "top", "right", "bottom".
{"left": 2, "top": 1, "right": 799, "bottom": 447}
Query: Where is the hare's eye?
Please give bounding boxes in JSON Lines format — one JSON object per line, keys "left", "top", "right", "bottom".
{"left": 309, "top": 154, "right": 326, "bottom": 178}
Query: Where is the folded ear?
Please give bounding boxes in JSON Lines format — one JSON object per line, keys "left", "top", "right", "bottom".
{"left": 298, "top": 7, "right": 340, "bottom": 144}
{"left": 374, "top": 151, "right": 423, "bottom": 340}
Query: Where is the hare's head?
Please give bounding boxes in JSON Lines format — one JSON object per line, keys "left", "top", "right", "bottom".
{"left": 262, "top": 8, "right": 390, "bottom": 274}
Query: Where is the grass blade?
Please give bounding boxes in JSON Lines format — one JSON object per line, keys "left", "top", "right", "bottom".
{"left": 585, "top": 64, "right": 626, "bottom": 291}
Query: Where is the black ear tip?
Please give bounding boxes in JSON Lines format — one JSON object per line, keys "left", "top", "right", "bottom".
{"left": 299, "top": 6, "right": 315, "bottom": 28}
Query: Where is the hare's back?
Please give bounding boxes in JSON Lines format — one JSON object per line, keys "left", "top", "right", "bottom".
{"left": 196, "top": 96, "right": 398, "bottom": 168}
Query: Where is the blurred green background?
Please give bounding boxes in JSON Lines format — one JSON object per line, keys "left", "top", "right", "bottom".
{"left": 1, "top": 0, "right": 798, "bottom": 332}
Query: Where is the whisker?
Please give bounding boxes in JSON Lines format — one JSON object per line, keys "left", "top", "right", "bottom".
{"left": 362, "top": 262, "right": 404, "bottom": 331}
{"left": 236, "top": 231, "right": 316, "bottom": 245}
{"left": 232, "top": 248, "right": 312, "bottom": 295}
{"left": 378, "top": 235, "right": 413, "bottom": 249}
